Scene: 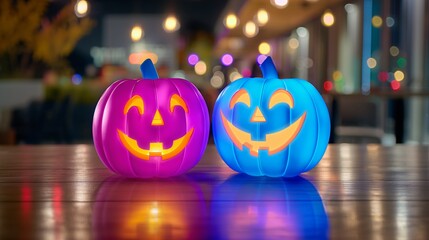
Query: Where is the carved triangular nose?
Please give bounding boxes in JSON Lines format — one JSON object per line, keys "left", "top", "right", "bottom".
{"left": 250, "top": 107, "right": 266, "bottom": 122}
{"left": 151, "top": 110, "right": 164, "bottom": 126}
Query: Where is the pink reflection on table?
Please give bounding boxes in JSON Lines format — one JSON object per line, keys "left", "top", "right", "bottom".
{"left": 93, "top": 176, "right": 208, "bottom": 239}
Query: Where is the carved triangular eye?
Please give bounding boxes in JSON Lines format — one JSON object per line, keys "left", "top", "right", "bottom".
{"left": 124, "top": 95, "right": 144, "bottom": 115}
{"left": 170, "top": 94, "right": 188, "bottom": 113}
{"left": 268, "top": 89, "right": 294, "bottom": 109}
{"left": 230, "top": 89, "right": 250, "bottom": 109}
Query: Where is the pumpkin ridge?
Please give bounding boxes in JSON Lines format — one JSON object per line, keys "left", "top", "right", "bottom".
{"left": 124, "top": 80, "right": 140, "bottom": 178}
{"left": 102, "top": 80, "right": 129, "bottom": 175}
{"left": 152, "top": 79, "right": 161, "bottom": 176}
{"left": 183, "top": 81, "right": 210, "bottom": 174}
{"left": 297, "top": 80, "right": 320, "bottom": 173}
{"left": 229, "top": 79, "right": 248, "bottom": 173}
{"left": 93, "top": 80, "right": 123, "bottom": 172}
{"left": 281, "top": 79, "right": 291, "bottom": 177}
{"left": 169, "top": 79, "right": 188, "bottom": 176}
{"left": 255, "top": 78, "right": 268, "bottom": 176}
{"left": 224, "top": 78, "right": 247, "bottom": 171}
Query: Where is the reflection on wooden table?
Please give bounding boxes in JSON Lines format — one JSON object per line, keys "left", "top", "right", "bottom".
{"left": 0, "top": 144, "right": 428, "bottom": 239}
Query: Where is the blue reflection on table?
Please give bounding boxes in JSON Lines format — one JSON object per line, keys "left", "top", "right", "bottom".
{"left": 211, "top": 174, "right": 329, "bottom": 239}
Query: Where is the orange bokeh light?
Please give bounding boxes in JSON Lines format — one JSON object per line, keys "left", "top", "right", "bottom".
{"left": 128, "top": 52, "right": 158, "bottom": 65}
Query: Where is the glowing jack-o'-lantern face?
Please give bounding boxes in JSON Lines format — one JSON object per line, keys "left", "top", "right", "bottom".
{"left": 221, "top": 89, "right": 306, "bottom": 156}
{"left": 213, "top": 57, "right": 330, "bottom": 177}
{"left": 117, "top": 94, "right": 194, "bottom": 160}
{"left": 93, "top": 59, "right": 210, "bottom": 178}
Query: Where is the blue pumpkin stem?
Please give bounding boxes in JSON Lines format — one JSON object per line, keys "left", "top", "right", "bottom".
{"left": 140, "top": 59, "right": 159, "bottom": 79}
{"left": 260, "top": 56, "right": 279, "bottom": 79}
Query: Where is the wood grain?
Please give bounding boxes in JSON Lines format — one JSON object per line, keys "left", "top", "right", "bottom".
{"left": 0, "top": 144, "right": 428, "bottom": 239}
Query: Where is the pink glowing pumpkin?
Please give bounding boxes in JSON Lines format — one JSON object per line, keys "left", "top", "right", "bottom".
{"left": 93, "top": 59, "right": 210, "bottom": 178}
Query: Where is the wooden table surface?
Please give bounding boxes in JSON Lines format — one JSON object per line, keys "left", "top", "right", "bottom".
{"left": 0, "top": 144, "right": 428, "bottom": 239}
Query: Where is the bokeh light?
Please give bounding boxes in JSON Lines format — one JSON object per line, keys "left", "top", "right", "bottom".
{"left": 71, "top": 74, "right": 82, "bottom": 85}
{"left": 386, "top": 17, "right": 395, "bottom": 27}
{"left": 378, "top": 72, "right": 389, "bottom": 82}
{"left": 367, "top": 58, "right": 377, "bottom": 69}
{"left": 258, "top": 42, "right": 271, "bottom": 55}
{"left": 163, "top": 15, "right": 180, "bottom": 32}
{"left": 224, "top": 13, "right": 238, "bottom": 29}
{"left": 229, "top": 70, "right": 243, "bottom": 82}
{"left": 391, "top": 80, "right": 400, "bottom": 91}
{"left": 130, "top": 25, "right": 143, "bottom": 42}
{"left": 221, "top": 54, "right": 234, "bottom": 66}
{"left": 210, "top": 75, "right": 224, "bottom": 88}
{"left": 288, "top": 38, "right": 299, "bottom": 49}
{"left": 297, "top": 27, "right": 308, "bottom": 38}
{"left": 257, "top": 55, "right": 268, "bottom": 65}
{"left": 390, "top": 46, "right": 400, "bottom": 56}
{"left": 129, "top": 52, "right": 158, "bottom": 65}
{"left": 397, "top": 58, "right": 407, "bottom": 68}
{"left": 172, "top": 70, "right": 186, "bottom": 79}
{"left": 242, "top": 68, "right": 251, "bottom": 77}
{"left": 195, "top": 61, "right": 207, "bottom": 75}
{"left": 271, "top": 0, "right": 289, "bottom": 9}
{"left": 322, "top": 11, "right": 335, "bottom": 27}
{"left": 243, "top": 21, "right": 258, "bottom": 38}
{"left": 187, "top": 54, "right": 199, "bottom": 66}
{"left": 256, "top": 9, "right": 269, "bottom": 26}
{"left": 345, "top": 3, "right": 356, "bottom": 13}
{"left": 74, "top": 0, "right": 89, "bottom": 18}
{"left": 324, "top": 81, "right": 333, "bottom": 91}
{"left": 394, "top": 70, "right": 405, "bottom": 81}
{"left": 372, "top": 16, "right": 383, "bottom": 28}
{"left": 333, "top": 70, "right": 343, "bottom": 81}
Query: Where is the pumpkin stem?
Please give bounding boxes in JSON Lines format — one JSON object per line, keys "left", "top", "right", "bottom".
{"left": 140, "top": 59, "right": 159, "bottom": 79}
{"left": 260, "top": 56, "right": 278, "bottom": 79}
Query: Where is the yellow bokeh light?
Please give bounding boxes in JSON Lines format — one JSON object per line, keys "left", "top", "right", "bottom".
{"left": 256, "top": 9, "right": 269, "bottom": 26}
{"left": 75, "top": 0, "right": 88, "bottom": 17}
{"left": 258, "top": 42, "right": 271, "bottom": 55}
{"left": 288, "top": 38, "right": 299, "bottom": 49}
{"left": 372, "top": 16, "right": 383, "bottom": 28}
{"left": 224, "top": 13, "right": 238, "bottom": 29}
{"left": 195, "top": 61, "right": 207, "bottom": 75}
{"left": 243, "top": 21, "right": 258, "bottom": 38}
{"left": 390, "top": 46, "right": 400, "bottom": 56}
{"left": 322, "top": 11, "right": 335, "bottom": 27}
{"left": 130, "top": 26, "right": 143, "bottom": 42}
{"left": 394, "top": 70, "right": 404, "bottom": 81}
{"left": 367, "top": 58, "right": 377, "bottom": 69}
{"left": 229, "top": 71, "right": 243, "bottom": 82}
{"left": 210, "top": 75, "right": 224, "bottom": 88}
{"left": 333, "top": 70, "right": 343, "bottom": 81}
{"left": 163, "top": 15, "right": 180, "bottom": 32}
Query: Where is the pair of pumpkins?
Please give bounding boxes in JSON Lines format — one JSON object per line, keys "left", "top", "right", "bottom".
{"left": 93, "top": 57, "right": 330, "bottom": 178}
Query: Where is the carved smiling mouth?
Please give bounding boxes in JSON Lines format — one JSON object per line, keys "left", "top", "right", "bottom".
{"left": 220, "top": 112, "right": 306, "bottom": 156}
{"left": 117, "top": 128, "right": 194, "bottom": 160}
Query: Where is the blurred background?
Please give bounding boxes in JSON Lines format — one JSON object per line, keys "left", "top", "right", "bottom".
{"left": 0, "top": 0, "right": 428, "bottom": 145}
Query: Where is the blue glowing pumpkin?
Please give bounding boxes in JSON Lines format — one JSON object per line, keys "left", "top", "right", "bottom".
{"left": 212, "top": 57, "right": 330, "bottom": 177}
